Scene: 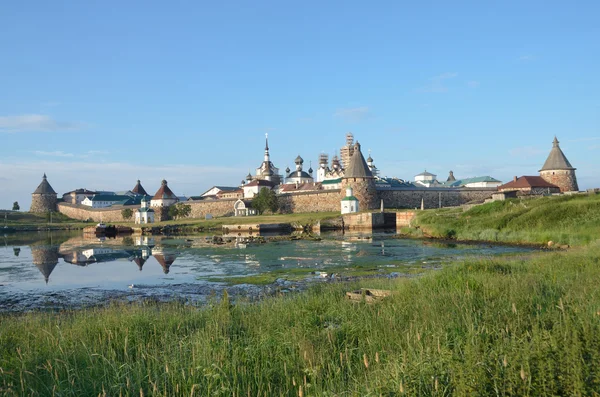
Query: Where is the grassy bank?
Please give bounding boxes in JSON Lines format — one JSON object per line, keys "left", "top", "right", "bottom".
{"left": 2, "top": 243, "right": 600, "bottom": 396}
{"left": 410, "top": 193, "right": 600, "bottom": 246}
{"left": 1, "top": 211, "right": 88, "bottom": 230}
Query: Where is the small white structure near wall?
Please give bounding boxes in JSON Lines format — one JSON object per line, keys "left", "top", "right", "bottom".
{"left": 135, "top": 197, "right": 155, "bottom": 224}
{"left": 234, "top": 199, "right": 257, "bottom": 216}
{"left": 341, "top": 187, "right": 359, "bottom": 214}
{"left": 414, "top": 171, "right": 438, "bottom": 187}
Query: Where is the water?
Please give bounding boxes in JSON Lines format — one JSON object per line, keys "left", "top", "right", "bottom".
{"left": 0, "top": 231, "right": 532, "bottom": 311}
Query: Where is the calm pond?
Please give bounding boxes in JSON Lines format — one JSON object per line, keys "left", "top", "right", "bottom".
{"left": 0, "top": 230, "right": 532, "bottom": 311}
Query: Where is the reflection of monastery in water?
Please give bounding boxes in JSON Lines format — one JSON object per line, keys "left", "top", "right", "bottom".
{"left": 26, "top": 237, "right": 180, "bottom": 283}
{"left": 62, "top": 248, "right": 131, "bottom": 266}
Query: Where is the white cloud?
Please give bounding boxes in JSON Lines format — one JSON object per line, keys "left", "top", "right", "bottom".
{"left": 333, "top": 106, "right": 371, "bottom": 122}
{"left": 416, "top": 72, "right": 458, "bottom": 93}
{"left": 0, "top": 114, "right": 84, "bottom": 133}
{"left": 34, "top": 151, "right": 75, "bottom": 158}
{"left": 32, "top": 150, "right": 110, "bottom": 159}
{"left": 467, "top": 80, "right": 480, "bottom": 88}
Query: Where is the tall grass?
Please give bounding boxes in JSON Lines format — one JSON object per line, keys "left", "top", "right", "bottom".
{"left": 2, "top": 243, "right": 600, "bottom": 395}
{"left": 414, "top": 193, "right": 600, "bottom": 246}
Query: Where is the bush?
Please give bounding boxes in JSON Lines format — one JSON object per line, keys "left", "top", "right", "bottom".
{"left": 121, "top": 208, "right": 133, "bottom": 220}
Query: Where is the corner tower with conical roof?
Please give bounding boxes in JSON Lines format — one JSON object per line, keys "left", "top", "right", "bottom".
{"left": 150, "top": 180, "right": 179, "bottom": 207}
{"left": 340, "top": 141, "right": 378, "bottom": 210}
{"left": 30, "top": 174, "right": 58, "bottom": 212}
{"left": 131, "top": 180, "right": 148, "bottom": 196}
{"left": 539, "top": 137, "right": 579, "bottom": 192}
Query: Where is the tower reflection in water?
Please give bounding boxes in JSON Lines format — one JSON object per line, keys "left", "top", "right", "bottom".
{"left": 28, "top": 234, "right": 179, "bottom": 284}
{"left": 31, "top": 245, "right": 59, "bottom": 284}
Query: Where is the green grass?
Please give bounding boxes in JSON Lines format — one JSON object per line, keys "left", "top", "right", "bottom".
{"left": 411, "top": 193, "right": 600, "bottom": 246}
{"left": 2, "top": 244, "right": 600, "bottom": 396}
{"left": 1, "top": 211, "right": 88, "bottom": 229}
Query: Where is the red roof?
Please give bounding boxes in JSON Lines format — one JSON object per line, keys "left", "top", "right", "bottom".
{"left": 498, "top": 176, "right": 558, "bottom": 190}
{"left": 152, "top": 180, "right": 177, "bottom": 200}
{"left": 279, "top": 182, "right": 323, "bottom": 192}
{"left": 244, "top": 179, "right": 275, "bottom": 188}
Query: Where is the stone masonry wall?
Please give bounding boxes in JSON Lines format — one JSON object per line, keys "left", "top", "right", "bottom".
{"left": 30, "top": 194, "right": 57, "bottom": 213}
{"left": 57, "top": 203, "right": 133, "bottom": 222}
{"left": 379, "top": 188, "right": 496, "bottom": 210}
{"left": 343, "top": 212, "right": 386, "bottom": 229}
{"left": 396, "top": 211, "right": 417, "bottom": 227}
{"left": 187, "top": 199, "right": 238, "bottom": 218}
{"left": 278, "top": 190, "right": 341, "bottom": 213}
{"left": 540, "top": 170, "right": 579, "bottom": 192}
{"left": 58, "top": 188, "right": 496, "bottom": 221}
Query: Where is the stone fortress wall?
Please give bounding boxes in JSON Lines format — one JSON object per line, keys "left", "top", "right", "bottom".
{"left": 57, "top": 187, "right": 495, "bottom": 222}
{"left": 57, "top": 203, "right": 133, "bottom": 222}
{"left": 379, "top": 187, "right": 497, "bottom": 209}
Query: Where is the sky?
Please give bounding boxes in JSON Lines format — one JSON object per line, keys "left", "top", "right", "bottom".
{"left": 1, "top": 1, "right": 599, "bottom": 209}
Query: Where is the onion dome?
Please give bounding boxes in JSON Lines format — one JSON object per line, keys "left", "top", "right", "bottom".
{"left": 285, "top": 166, "right": 291, "bottom": 173}
{"left": 263, "top": 165, "right": 274, "bottom": 176}
{"left": 308, "top": 167, "right": 313, "bottom": 174}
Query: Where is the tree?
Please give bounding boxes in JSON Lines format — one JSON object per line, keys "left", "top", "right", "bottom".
{"left": 178, "top": 204, "right": 191, "bottom": 218}
{"left": 168, "top": 205, "right": 179, "bottom": 219}
{"left": 12, "top": 201, "right": 19, "bottom": 211}
{"left": 121, "top": 208, "right": 133, "bottom": 220}
{"left": 252, "top": 188, "right": 279, "bottom": 215}
{"left": 169, "top": 204, "right": 191, "bottom": 220}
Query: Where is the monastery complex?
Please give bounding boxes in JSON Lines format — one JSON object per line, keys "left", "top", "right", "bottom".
{"left": 30, "top": 134, "right": 579, "bottom": 223}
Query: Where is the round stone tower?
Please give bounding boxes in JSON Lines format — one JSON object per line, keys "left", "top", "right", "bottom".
{"left": 340, "top": 141, "right": 378, "bottom": 210}
{"left": 539, "top": 137, "right": 579, "bottom": 192}
{"left": 30, "top": 173, "right": 58, "bottom": 213}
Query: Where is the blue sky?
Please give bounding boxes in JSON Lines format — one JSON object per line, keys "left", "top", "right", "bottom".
{"left": 1, "top": 1, "right": 598, "bottom": 209}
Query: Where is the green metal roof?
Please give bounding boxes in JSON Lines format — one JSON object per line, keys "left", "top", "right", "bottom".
{"left": 341, "top": 196, "right": 358, "bottom": 201}
{"left": 322, "top": 178, "right": 342, "bottom": 184}
{"left": 89, "top": 194, "right": 132, "bottom": 202}
{"left": 442, "top": 176, "right": 501, "bottom": 187}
